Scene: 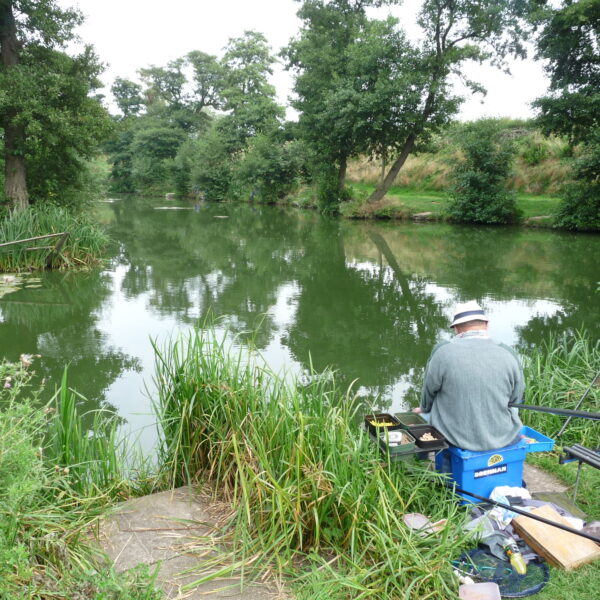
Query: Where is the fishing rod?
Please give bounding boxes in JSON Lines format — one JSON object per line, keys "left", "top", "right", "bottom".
{"left": 447, "top": 484, "right": 600, "bottom": 545}
{"left": 557, "top": 367, "right": 600, "bottom": 437}
{"left": 508, "top": 403, "right": 600, "bottom": 421}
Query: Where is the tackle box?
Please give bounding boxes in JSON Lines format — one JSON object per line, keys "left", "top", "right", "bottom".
{"left": 364, "top": 413, "right": 403, "bottom": 436}
{"left": 520, "top": 426, "right": 555, "bottom": 453}
{"left": 394, "top": 412, "right": 428, "bottom": 428}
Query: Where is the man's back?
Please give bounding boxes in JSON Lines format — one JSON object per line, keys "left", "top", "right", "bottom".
{"left": 421, "top": 336, "right": 524, "bottom": 451}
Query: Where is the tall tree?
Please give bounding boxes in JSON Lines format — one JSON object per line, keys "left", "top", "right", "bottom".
{"left": 218, "top": 31, "right": 284, "bottom": 151}
{"left": 0, "top": 0, "right": 83, "bottom": 209}
{"left": 111, "top": 77, "right": 144, "bottom": 118}
{"left": 532, "top": 0, "right": 600, "bottom": 230}
{"left": 283, "top": 0, "right": 389, "bottom": 200}
{"left": 366, "top": 0, "right": 531, "bottom": 203}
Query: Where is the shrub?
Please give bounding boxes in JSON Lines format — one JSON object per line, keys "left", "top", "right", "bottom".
{"left": 447, "top": 120, "right": 521, "bottom": 224}
{"left": 232, "top": 133, "right": 303, "bottom": 203}
{"left": 555, "top": 128, "right": 600, "bottom": 231}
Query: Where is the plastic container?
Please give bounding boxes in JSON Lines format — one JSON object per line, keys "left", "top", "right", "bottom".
{"left": 458, "top": 582, "right": 501, "bottom": 600}
{"left": 409, "top": 424, "right": 447, "bottom": 449}
{"left": 394, "top": 412, "right": 427, "bottom": 428}
{"left": 435, "top": 439, "right": 528, "bottom": 503}
{"left": 520, "top": 426, "right": 555, "bottom": 453}
{"left": 364, "top": 413, "right": 402, "bottom": 436}
{"left": 378, "top": 428, "right": 416, "bottom": 453}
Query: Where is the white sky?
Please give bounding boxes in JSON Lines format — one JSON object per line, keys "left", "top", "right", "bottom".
{"left": 63, "top": 0, "right": 550, "bottom": 121}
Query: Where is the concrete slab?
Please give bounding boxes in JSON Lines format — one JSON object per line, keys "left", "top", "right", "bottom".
{"left": 99, "top": 487, "right": 284, "bottom": 600}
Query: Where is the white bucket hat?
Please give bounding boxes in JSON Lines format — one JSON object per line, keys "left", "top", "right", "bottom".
{"left": 450, "top": 300, "right": 489, "bottom": 328}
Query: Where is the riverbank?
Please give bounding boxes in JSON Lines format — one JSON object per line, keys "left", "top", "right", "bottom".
{"left": 3, "top": 328, "right": 599, "bottom": 599}
{"left": 0, "top": 360, "right": 161, "bottom": 599}
{"left": 281, "top": 183, "right": 560, "bottom": 228}
{"left": 150, "top": 327, "right": 600, "bottom": 600}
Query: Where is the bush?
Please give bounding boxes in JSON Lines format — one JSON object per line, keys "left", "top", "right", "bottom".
{"left": 447, "top": 120, "right": 521, "bottom": 224}
{"left": 232, "top": 133, "right": 303, "bottom": 203}
{"left": 189, "top": 124, "right": 234, "bottom": 201}
{"left": 555, "top": 128, "right": 600, "bottom": 231}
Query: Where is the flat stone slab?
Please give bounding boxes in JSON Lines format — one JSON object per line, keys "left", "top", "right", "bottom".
{"left": 99, "top": 487, "right": 282, "bottom": 599}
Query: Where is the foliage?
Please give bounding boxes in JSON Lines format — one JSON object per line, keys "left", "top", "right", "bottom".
{"left": 447, "top": 120, "right": 521, "bottom": 224}
{"left": 0, "top": 0, "right": 113, "bottom": 209}
{"left": 554, "top": 128, "right": 600, "bottom": 230}
{"left": 105, "top": 31, "right": 283, "bottom": 197}
{"left": 533, "top": 0, "right": 600, "bottom": 229}
{"left": 0, "top": 361, "right": 160, "bottom": 599}
{"left": 153, "top": 326, "right": 473, "bottom": 596}
{"left": 283, "top": 1, "right": 411, "bottom": 197}
{"left": 0, "top": 204, "right": 110, "bottom": 272}
{"left": 232, "top": 132, "right": 304, "bottom": 203}
{"left": 188, "top": 123, "right": 234, "bottom": 201}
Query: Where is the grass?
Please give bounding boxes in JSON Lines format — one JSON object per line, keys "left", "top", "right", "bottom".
{"left": 343, "top": 182, "right": 561, "bottom": 223}
{"left": 519, "top": 332, "right": 600, "bottom": 599}
{"left": 0, "top": 205, "right": 110, "bottom": 272}
{"left": 152, "top": 326, "right": 600, "bottom": 598}
{"left": 152, "top": 327, "right": 490, "bottom": 597}
{"left": 0, "top": 360, "right": 161, "bottom": 599}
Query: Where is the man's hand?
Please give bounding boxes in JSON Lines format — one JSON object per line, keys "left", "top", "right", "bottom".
{"left": 412, "top": 407, "right": 422, "bottom": 414}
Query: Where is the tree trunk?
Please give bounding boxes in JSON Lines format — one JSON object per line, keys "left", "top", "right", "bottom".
{"left": 337, "top": 153, "right": 347, "bottom": 192}
{"left": 367, "top": 133, "right": 416, "bottom": 203}
{"left": 0, "top": 0, "right": 29, "bottom": 210}
{"left": 379, "top": 150, "right": 387, "bottom": 187}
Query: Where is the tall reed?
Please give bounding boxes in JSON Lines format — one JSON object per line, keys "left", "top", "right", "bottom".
{"left": 45, "top": 369, "right": 154, "bottom": 500}
{"left": 153, "top": 328, "right": 471, "bottom": 597}
{"left": 522, "top": 331, "right": 600, "bottom": 448}
{"left": 0, "top": 362, "right": 158, "bottom": 598}
{"left": 0, "top": 205, "right": 109, "bottom": 272}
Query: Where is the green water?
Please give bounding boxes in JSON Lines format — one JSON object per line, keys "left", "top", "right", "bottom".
{"left": 1, "top": 197, "right": 599, "bottom": 447}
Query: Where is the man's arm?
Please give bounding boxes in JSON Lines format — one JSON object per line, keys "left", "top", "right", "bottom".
{"left": 420, "top": 351, "right": 443, "bottom": 413}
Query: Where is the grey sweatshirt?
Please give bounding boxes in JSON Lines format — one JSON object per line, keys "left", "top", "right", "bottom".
{"left": 420, "top": 336, "right": 524, "bottom": 451}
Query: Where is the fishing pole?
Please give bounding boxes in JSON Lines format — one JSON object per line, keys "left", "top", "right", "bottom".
{"left": 447, "top": 484, "right": 600, "bottom": 545}
{"left": 508, "top": 403, "right": 600, "bottom": 421}
{"left": 557, "top": 367, "right": 600, "bottom": 437}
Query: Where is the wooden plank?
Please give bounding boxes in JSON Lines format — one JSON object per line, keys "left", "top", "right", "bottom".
{"left": 0, "top": 232, "right": 66, "bottom": 248}
{"left": 512, "top": 504, "right": 600, "bottom": 570}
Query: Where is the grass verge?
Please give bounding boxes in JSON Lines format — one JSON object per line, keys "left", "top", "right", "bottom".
{"left": 0, "top": 205, "right": 110, "bottom": 272}
{"left": 343, "top": 183, "right": 561, "bottom": 223}
{"left": 0, "top": 360, "right": 161, "bottom": 599}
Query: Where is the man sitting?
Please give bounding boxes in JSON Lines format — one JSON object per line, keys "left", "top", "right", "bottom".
{"left": 414, "top": 301, "right": 524, "bottom": 452}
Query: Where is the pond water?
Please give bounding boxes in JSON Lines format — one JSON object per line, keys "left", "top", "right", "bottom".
{"left": 1, "top": 197, "right": 599, "bottom": 450}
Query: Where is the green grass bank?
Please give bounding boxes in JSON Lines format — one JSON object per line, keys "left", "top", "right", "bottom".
{"left": 3, "top": 328, "right": 598, "bottom": 598}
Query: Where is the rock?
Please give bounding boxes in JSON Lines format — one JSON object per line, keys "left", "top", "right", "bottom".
{"left": 99, "top": 487, "right": 281, "bottom": 599}
{"left": 412, "top": 211, "right": 434, "bottom": 220}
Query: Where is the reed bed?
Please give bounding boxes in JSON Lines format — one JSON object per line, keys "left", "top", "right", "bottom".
{"left": 522, "top": 332, "right": 600, "bottom": 448}
{"left": 153, "top": 328, "right": 472, "bottom": 597}
{"left": 0, "top": 205, "right": 109, "bottom": 272}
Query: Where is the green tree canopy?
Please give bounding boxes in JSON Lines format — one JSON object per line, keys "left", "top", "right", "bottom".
{"left": 0, "top": 0, "right": 111, "bottom": 209}
{"left": 533, "top": 0, "right": 600, "bottom": 229}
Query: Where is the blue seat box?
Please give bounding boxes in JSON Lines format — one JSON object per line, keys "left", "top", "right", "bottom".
{"left": 521, "top": 425, "right": 555, "bottom": 453}
{"left": 435, "top": 438, "right": 528, "bottom": 503}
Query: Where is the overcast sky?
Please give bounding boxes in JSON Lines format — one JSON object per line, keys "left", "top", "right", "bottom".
{"left": 63, "top": 0, "right": 550, "bottom": 121}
